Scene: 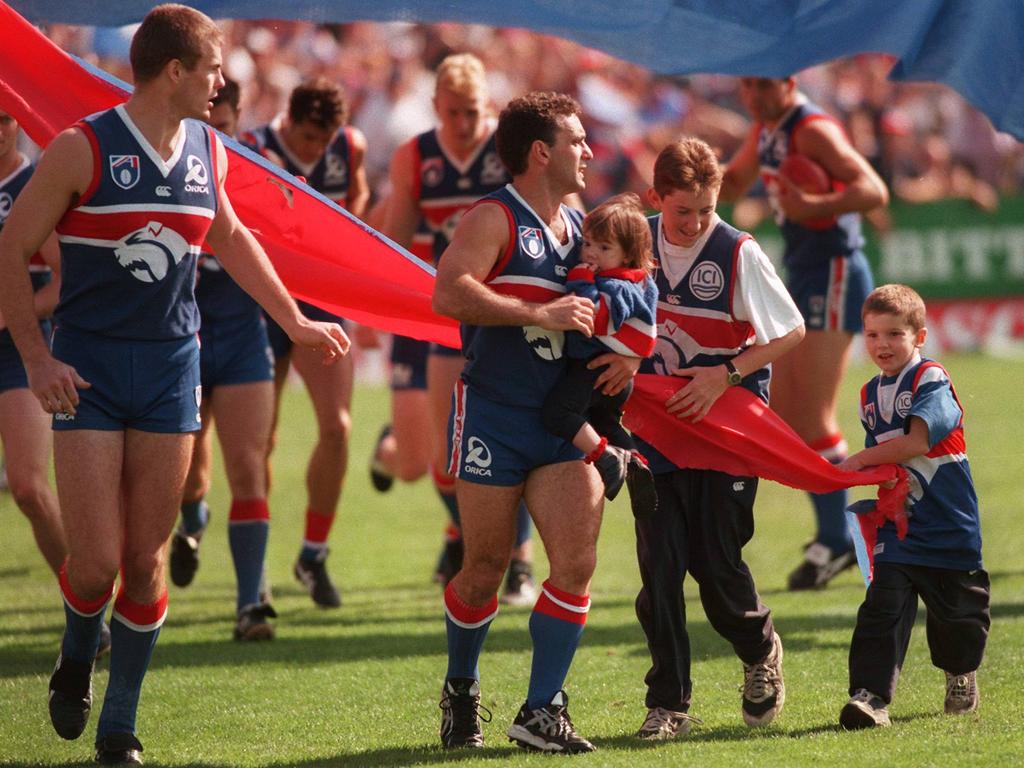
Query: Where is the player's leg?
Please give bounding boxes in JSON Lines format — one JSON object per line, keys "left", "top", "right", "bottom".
{"left": 48, "top": 430, "right": 124, "bottom": 741}
{"left": 508, "top": 458, "right": 601, "bottom": 752}
{"left": 289, "top": 343, "right": 354, "bottom": 607}
{"left": 95, "top": 430, "right": 192, "bottom": 748}
{"left": 169, "top": 398, "right": 213, "bottom": 588}
{"left": 371, "top": 335, "right": 433, "bottom": 489}
{"left": 0, "top": 388, "right": 65, "bottom": 573}
{"left": 212, "top": 380, "right": 276, "bottom": 638}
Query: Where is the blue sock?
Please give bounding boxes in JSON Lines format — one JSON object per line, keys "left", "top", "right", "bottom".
{"left": 96, "top": 592, "right": 167, "bottom": 740}
{"left": 180, "top": 499, "right": 209, "bottom": 536}
{"left": 515, "top": 501, "right": 532, "bottom": 547}
{"left": 437, "top": 489, "right": 460, "bottom": 527}
{"left": 228, "top": 499, "right": 270, "bottom": 610}
{"left": 443, "top": 583, "right": 496, "bottom": 680}
{"left": 527, "top": 581, "right": 589, "bottom": 709}
{"left": 58, "top": 565, "right": 112, "bottom": 664}
{"left": 812, "top": 487, "right": 852, "bottom": 552}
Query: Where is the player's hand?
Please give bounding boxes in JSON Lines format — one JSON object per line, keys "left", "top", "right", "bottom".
{"left": 665, "top": 365, "right": 729, "bottom": 422}
{"left": 588, "top": 353, "right": 641, "bottom": 396}
{"left": 26, "top": 354, "right": 90, "bottom": 415}
{"left": 537, "top": 295, "right": 595, "bottom": 336}
{"left": 837, "top": 454, "right": 868, "bottom": 473}
{"left": 290, "top": 320, "right": 351, "bottom": 364}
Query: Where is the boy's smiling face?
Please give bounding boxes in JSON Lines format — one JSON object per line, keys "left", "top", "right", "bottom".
{"left": 863, "top": 311, "right": 927, "bottom": 376}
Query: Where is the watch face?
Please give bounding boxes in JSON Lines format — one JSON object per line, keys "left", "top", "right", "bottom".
{"left": 729, "top": 372, "right": 742, "bottom": 385}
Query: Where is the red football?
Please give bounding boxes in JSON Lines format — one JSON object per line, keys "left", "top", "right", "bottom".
{"left": 778, "top": 153, "right": 837, "bottom": 230}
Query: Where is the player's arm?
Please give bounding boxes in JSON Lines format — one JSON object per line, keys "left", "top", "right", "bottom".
{"left": 720, "top": 125, "right": 762, "bottom": 203}
{"left": 206, "top": 137, "right": 349, "bottom": 362}
{"left": 838, "top": 417, "right": 930, "bottom": 472}
{"left": 345, "top": 126, "right": 370, "bottom": 219}
{"left": 381, "top": 139, "right": 422, "bottom": 250}
{"left": 781, "top": 120, "right": 889, "bottom": 221}
{"left": 0, "top": 128, "right": 92, "bottom": 412}
{"left": 433, "top": 202, "right": 594, "bottom": 334}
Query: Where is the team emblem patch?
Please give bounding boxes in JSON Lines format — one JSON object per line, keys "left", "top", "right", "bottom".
{"left": 895, "top": 391, "right": 913, "bottom": 419}
{"left": 0, "top": 191, "right": 12, "bottom": 221}
{"left": 688, "top": 261, "right": 724, "bottom": 301}
{"left": 863, "top": 402, "right": 876, "bottom": 430}
{"left": 109, "top": 155, "right": 141, "bottom": 190}
{"left": 114, "top": 221, "right": 189, "bottom": 283}
{"left": 518, "top": 226, "right": 545, "bottom": 259}
{"left": 421, "top": 157, "right": 444, "bottom": 188}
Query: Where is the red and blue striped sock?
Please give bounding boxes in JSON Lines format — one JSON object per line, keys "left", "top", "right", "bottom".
{"left": 443, "top": 582, "right": 497, "bottom": 680}
{"left": 228, "top": 498, "right": 270, "bottom": 610}
{"left": 809, "top": 434, "right": 852, "bottom": 553}
{"left": 58, "top": 562, "right": 113, "bottom": 664}
{"left": 299, "top": 507, "right": 334, "bottom": 563}
{"left": 96, "top": 588, "right": 167, "bottom": 741}
{"left": 433, "top": 466, "right": 461, "bottom": 527}
{"left": 527, "top": 580, "right": 590, "bottom": 708}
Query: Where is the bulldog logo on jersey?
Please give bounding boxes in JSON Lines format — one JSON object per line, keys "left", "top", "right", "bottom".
{"left": 518, "top": 227, "right": 545, "bottom": 259}
{"left": 109, "top": 155, "right": 141, "bottom": 190}
{"left": 688, "top": 262, "right": 724, "bottom": 301}
{"left": 863, "top": 402, "right": 877, "bottom": 430}
{"left": 114, "top": 221, "right": 190, "bottom": 283}
{"left": 523, "top": 325, "right": 564, "bottom": 361}
{"left": 421, "top": 157, "right": 444, "bottom": 188}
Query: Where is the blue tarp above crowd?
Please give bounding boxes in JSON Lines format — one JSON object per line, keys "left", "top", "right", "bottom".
{"left": 10, "top": 0, "right": 1024, "bottom": 140}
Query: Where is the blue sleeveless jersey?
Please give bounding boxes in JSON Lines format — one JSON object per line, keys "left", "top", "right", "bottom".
{"left": 757, "top": 100, "right": 865, "bottom": 269}
{"left": 460, "top": 185, "right": 583, "bottom": 407}
{"left": 0, "top": 156, "right": 52, "bottom": 346}
{"left": 414, "top": 127, "right": 509, "bottom": 261}
{"left": 55, "top": 105, "right": 218, "bottom": 340}
{"left": 245, "top": 121, "right": 352, "bottom": 203}
{"left": 859, "top": 357, "right": 982, "bottom": 570}
{"left": 637, "top": 215, "right": 769, "bottom": 474}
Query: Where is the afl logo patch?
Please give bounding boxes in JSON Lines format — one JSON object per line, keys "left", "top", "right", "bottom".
{"left": 109, "top": 155, "right": 141, "bottom": 190}
{"left": 518, "top": 227, "right": 545, "bottom": 259}
{"left": 895, "top": 391, "right": 913, "bottom": 419}
{"left": 688, "top": 262, "right": 724, "bottom": 301}
{"left": 863, "top": 402, "right": 876, "bottom": 430}
{"left": 421, "top": 157, "right": 444, "bottom": 188}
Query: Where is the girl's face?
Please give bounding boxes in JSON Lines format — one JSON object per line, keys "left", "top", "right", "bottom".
{"left": 581, "top": 233, "right": 629, "bottom": 271}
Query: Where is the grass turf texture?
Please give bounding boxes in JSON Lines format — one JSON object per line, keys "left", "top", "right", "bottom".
{"left": 1, "top": 353, "right": 1022, "bottom": 767}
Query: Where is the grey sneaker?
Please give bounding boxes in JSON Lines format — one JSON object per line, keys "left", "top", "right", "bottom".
{"left": 945, "top": 671, "right": 979, "bottom": 715}
{"left": 636, "top": 707, "right": 702, "bottom": 740}
{"left": 742, "top": 632, "right": 785, "bottom": 726}
{"left": 840, "top": 688, "right": 891, "bottom": 729}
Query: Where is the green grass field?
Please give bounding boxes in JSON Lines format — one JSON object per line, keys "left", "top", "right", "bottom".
{"left": 2, "top": 353, "right": 1023, "bottom": 767}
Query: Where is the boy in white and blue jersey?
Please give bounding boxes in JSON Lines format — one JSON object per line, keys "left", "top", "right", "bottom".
{"left": 837, "top": 284, "right": 989, "bottom": 730}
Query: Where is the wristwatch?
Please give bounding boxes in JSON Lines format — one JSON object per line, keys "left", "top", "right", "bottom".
{"left": 724, "top": 360, "right": 743, "bottom": 386}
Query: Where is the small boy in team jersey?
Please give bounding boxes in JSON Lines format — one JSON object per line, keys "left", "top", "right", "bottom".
{"left": 540, "top": 193, "right": 658, "bottom": 517}
{"left": 837, "top": 283, "right": 990, "bottom": 729}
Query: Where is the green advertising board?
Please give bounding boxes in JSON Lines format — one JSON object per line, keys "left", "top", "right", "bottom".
{"left": 745, "top": 197, "right": 1024, "bottom": 300}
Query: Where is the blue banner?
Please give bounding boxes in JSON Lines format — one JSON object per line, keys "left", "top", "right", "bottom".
{"left": 9, "top": 0, "right": 1024, "bottom": 141}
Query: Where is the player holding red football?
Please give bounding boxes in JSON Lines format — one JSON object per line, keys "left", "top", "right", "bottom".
{"left": 720, "top": 76, "right": 888, "bottom": 591}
